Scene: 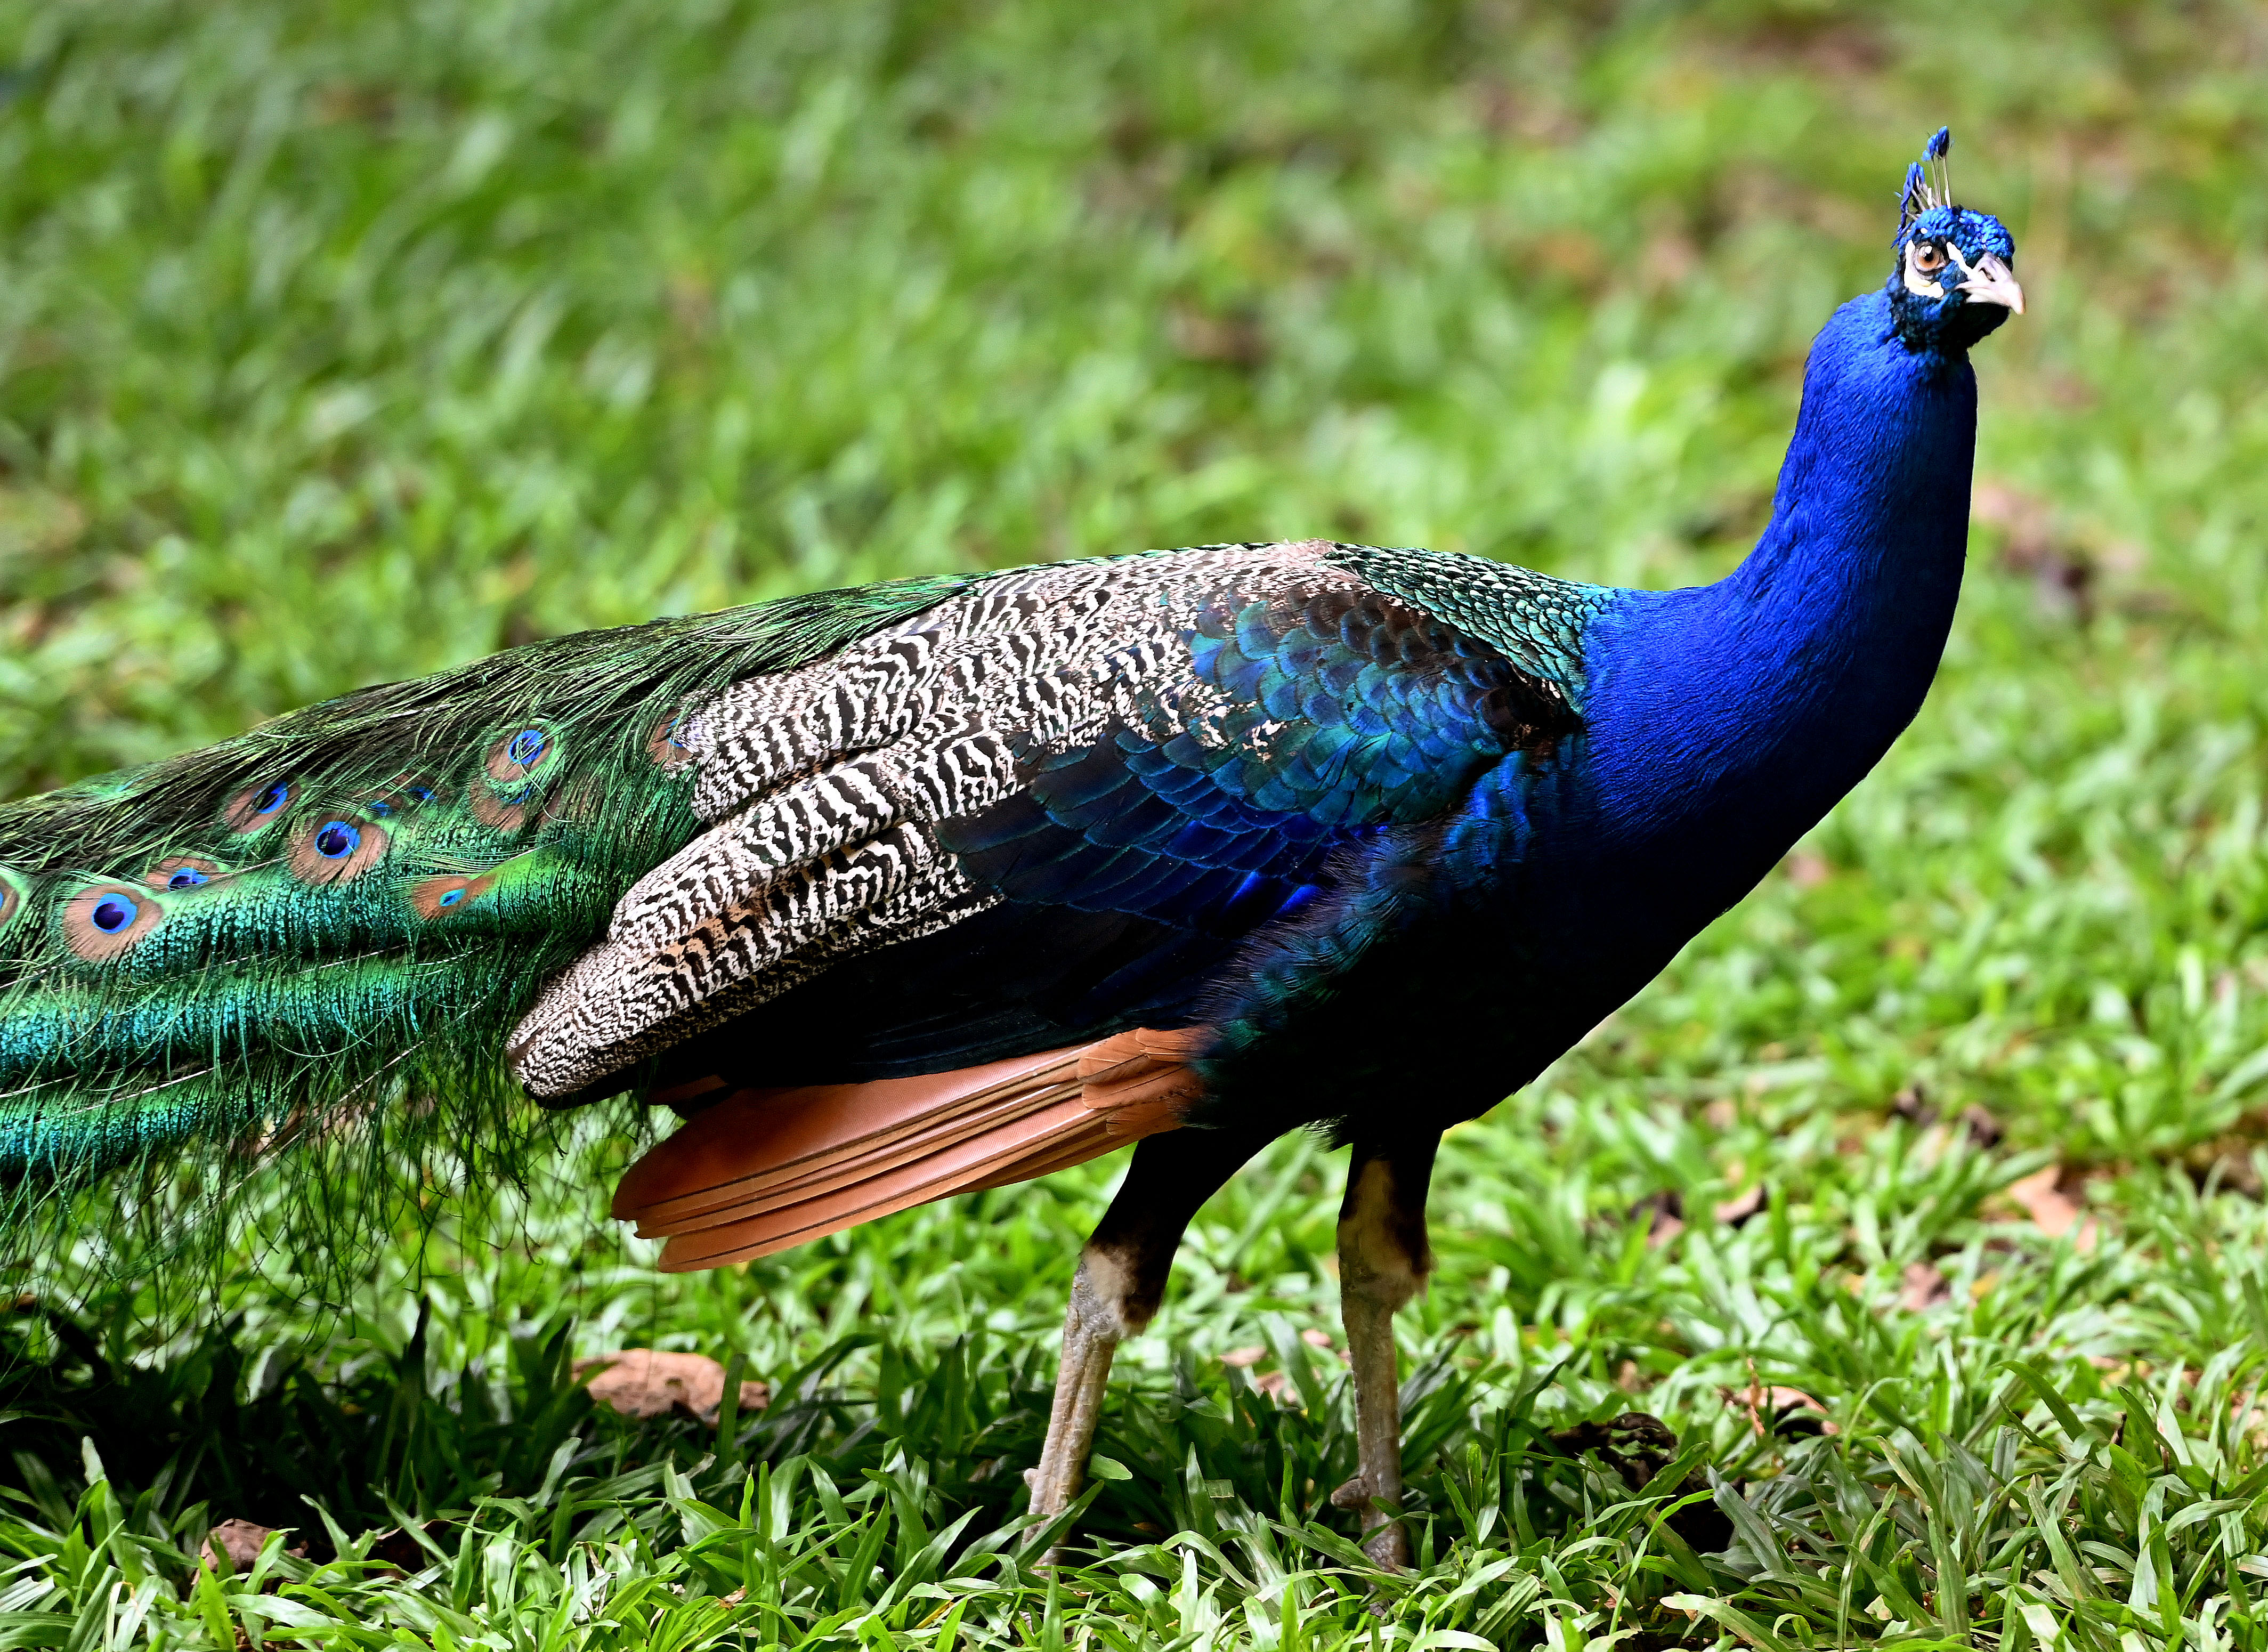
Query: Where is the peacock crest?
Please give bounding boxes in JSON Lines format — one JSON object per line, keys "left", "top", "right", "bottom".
{"left": 1898, "top": 125, "right": 1954, "bottom": 233}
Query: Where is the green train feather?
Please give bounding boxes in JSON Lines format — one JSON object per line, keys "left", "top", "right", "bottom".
{"left": 0, "top": 574, "right": 975, "bottom": 1188}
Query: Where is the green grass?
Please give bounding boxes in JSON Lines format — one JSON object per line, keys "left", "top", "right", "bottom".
{"left": 6, "top": 0, "right": 2268, "bottom": 1645}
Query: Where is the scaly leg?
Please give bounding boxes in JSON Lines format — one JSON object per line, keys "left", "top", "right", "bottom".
{"left": 1024, "top": 1249, "right": 1138, "bottom": 1521}
{"left": 1026, "top": 1125, "right": 1268, "bottom": 1544}
{"left": 1329, "top": 1132, "right": 1439, "bottom": 1569}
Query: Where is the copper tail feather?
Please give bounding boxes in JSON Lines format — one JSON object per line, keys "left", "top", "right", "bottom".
{"left": 611, "top": 1028, "right": 1208, "bottom": 1270}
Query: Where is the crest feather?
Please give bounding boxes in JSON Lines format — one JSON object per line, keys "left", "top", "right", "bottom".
{"left": 1898, "top": 126, "right": 1955, "bottom": 234}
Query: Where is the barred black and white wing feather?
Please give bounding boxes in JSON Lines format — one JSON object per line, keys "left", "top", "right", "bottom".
{"left": 508, "top": 541, "right": 1595, "bottom": 1107}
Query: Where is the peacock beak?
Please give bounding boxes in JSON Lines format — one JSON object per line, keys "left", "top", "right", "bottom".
{"left": 1955, "top": 251, "right": 2024, "bottom": 315}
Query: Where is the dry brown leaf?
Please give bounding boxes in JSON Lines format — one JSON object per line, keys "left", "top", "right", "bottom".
{"left": 2006, "top": 1167, "right": 2097, "bottom": 1249}
{"left": 1632, "top": 1189, "right": 1686, "bottom": 1246}
{"left": 1220, "top": 1346, "right": 1266, "bottom": 1368}
{"left": 1300, "top": 1328, "right": 1333, "bottom": 1349}
{"left": 1731, "top": 1380, "right": 1841, "bottom": 1438}
{"left": 1713, "top": 1185, "right": 1767, "bottom": 1227}
{"left": 1763, "top": 1387, "right": 1840, "bottom": 1436}
{"left": 1899, "top": 1260, "right": 1950, "bottom": 1311}
{"left": 1251, "top": 1370, "right": 1292, "bottom": 1399}
{"left": 201, "top": 1518, "right": 304, "bottom": 1574}
{"left": 574, "top": 1350, "right": 770, "bottom": 1424}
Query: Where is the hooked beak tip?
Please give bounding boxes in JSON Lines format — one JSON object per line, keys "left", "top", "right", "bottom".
{"left": 1960, "top": 253, "right": 2025, "bottom": 317}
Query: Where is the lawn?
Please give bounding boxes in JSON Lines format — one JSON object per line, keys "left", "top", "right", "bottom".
{"left": 4, "top": 1, "right": 2268, "bottom": 1647}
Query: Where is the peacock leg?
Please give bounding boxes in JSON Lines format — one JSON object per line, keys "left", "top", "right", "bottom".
{"left": 1330, "top": 1132, "right": 1440, "bottom": 1569}
{"left": 1024, "top": 1250, "right": 1136, "bottom": 1530}
{"left": 1026, "top": 1125, "right": 1266, "bottom": 1549}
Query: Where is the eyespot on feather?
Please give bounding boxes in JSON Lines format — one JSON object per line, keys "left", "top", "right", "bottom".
{"left": 223, "top": 781, "right": 294, "bottom": 834}
{"left": 646, "top": 710, "right": 695, "bottom": 772}
{"left": 486, "top": 726, "right": 555, "bottom": 784}
{"left": 288, "top": 815, "right": 388, "bottom": 884}
{"left": 467, "top": 782, "right": 531, "bottom": 832}
{"left": 365, "top": 774, "right": 441, "bottom": 817}
{"left": 0, "top": 869, "right": 25, "bottom": 929}
{"left": 63, "top": 882, "right": 164, "bottom": 961}
{"left": 145, "top": 856, "right": 223, "bottom": 892}
{"left": 411, "top": 872, "right": 497, "bottom": 919}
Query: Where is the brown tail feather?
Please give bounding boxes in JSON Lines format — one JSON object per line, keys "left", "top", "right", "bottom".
{"left": 654, "top": 1093, "right": 1105, "bottom": 1269}
{"left": 614, "top": 1027, "right": 1208, "bottom": 1271}
{"left": 612, "top": 1048, "right": 1085, "bottom": 1230}
{"left": 958, "top": 1117, "right": 1120, "bottom": 1193}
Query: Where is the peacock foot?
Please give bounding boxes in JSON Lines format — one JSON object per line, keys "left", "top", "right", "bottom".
{"left": 1360, "top": 1520, "right": 1411, "bottom": 1569}
{"left": 1330, "top": 1472, "right": 1410, "bottom": 1570}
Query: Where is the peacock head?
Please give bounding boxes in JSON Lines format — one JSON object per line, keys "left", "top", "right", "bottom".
{"left": 1885, "top": 127, "right": 2022, "bottom": 356}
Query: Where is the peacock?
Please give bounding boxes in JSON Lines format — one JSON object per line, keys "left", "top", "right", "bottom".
{"left": 0, "top": 130, "right": 2018, "bottom": 1564}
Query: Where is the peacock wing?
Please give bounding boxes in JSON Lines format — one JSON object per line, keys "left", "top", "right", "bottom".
{"left": 507, "top": 540, "right": 1593, "bottom": 1110}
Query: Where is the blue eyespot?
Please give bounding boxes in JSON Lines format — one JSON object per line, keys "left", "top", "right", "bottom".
{"left": 314, "top": 821, "right": 361, "bottom": 860}
{"left": 649, "top": 712, "right": 695, "bottom": 768}
{"left": 371, "top": 783, "right": 436, "bottom": 815}
{"left": 437, "top": 888, "right": 465, "bottom": 908}
{"left": 167, "top": 867, "right": 210, "bottom": 890}
{"left": 228, "top": 781, "right": 296, "bottom": 833}
{"left": 92, "top": 894, "right": 138, "bottom": 933}
{"left": 507, "top": 728, "right": 547, "bottom": 767}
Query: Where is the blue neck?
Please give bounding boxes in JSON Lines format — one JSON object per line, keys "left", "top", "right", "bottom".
{"left": 1582, "top": 290, "right": 1976, "bottom": 888}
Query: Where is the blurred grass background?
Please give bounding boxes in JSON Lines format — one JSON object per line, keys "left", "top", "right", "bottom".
{"left": 6, "top": 1, "right": 2268, "bottom": 1647}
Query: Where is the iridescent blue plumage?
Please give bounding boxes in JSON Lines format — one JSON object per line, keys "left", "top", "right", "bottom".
{"left": 939, "top": 578, "right": 1587, "bottom": 961}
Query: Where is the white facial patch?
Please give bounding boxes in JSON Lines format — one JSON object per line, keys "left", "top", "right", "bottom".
{"left": 1902, "top": 241, "right": 1947, "bottom": 300}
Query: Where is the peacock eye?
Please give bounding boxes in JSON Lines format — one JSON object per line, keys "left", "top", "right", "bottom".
{"left": 1911, "top": 241, "right": 1947, "bottom": 273}
{"left": 91, "top": 894, "right": 138, "bottom": 933}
